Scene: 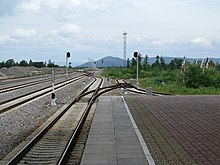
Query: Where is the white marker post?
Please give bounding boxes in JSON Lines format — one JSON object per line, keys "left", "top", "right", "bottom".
{"left": 51, "top": 69, "right": 57, "bottom": 106}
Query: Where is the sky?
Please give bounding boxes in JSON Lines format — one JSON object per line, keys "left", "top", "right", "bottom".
{"left": 0, "top": 0, "right": 220, "bottom": 66}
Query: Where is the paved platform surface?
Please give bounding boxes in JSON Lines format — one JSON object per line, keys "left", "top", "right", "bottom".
{"left": 125, "top": 95, "right": 220, "bottom": 165}
{"left": 80, "top": 96, "right": 149, "bottom": 165}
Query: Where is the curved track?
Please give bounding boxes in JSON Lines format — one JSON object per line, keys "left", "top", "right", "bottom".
{"left": 4, "top": 77, "right": 170, "bottom": 164}
{"left": 116, "top": 79, "right": 171, "bottom": 96}
{"left": 5, "top": 77, "right": 101, "bottom": 164}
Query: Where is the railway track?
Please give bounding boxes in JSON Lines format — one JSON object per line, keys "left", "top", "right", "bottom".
{"left": 115, "top": 79, "right": 171, "bottom": 96}
{"left": 0, "top": 73, "right": 76, "bottom": 94}
{"left": 5, "top": 76, "right": 100, "bottom": 164}
{"left": 3, "top": 77, "right": 165, "bottom": 164}
{"left": 0, "top": 74, "right": 85, "bottom": 114}
{"left": 0, "top": 78, "right": 49, "bottom": 93}
{"left": 3, "top": 76, "right": 131, "bottom": 164}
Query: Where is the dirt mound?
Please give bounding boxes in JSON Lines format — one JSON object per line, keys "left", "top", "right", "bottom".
{"left": 0, "top": 66, "right": 52, "bottom": 79}
{"left": 0, "top": 71, "right": 7, "bottom": 79}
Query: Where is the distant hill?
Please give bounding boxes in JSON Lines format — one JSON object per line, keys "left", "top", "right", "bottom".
{"left": 76, "top": 56, "right": 220, "bottom": 68}
{"left": 147, "top": 57, "right": 220, "bottom": 64}
{"left": 76, "top": 56, "right": 125, "bottom": 68}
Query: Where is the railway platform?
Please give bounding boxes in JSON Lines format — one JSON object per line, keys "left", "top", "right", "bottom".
{"left": 80, "top": 96, "right": 154, "bottom": 165}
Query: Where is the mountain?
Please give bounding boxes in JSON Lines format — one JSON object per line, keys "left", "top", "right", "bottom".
{"left": 147, "top": 57, "right": 220, "bottom": 64}
{"left": 76, "top": 56, "right": 125, "bottom": 68}
{"left": 76, "top": 56, "right": 220, "bottom": 68}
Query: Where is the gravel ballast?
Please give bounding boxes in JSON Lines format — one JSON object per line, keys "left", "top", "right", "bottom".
{"left": 0, "top": 73, "right": 79, "bottom": 103}
{"left": 0, "top": 76, "right": 93, "bottom": 159}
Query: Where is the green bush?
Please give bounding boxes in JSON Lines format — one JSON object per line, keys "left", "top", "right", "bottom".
{"left": 184, "top": 65, "right": 217, "bottom": 88}
{"left": 101, "top": 65, "right": 220, "bottom": 95}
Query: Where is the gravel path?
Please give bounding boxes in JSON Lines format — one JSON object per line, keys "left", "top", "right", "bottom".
{"left": 0, "top": 76, "right": 93, "bottom": 159}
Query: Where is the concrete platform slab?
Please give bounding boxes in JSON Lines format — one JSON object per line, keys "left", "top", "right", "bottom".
{"left": 80, "top": 96, "right": 152, "bottom": 165}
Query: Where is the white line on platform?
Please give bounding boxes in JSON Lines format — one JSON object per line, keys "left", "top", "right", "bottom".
{"left": 122, "top": 96, "right": 156, "bottom": 165}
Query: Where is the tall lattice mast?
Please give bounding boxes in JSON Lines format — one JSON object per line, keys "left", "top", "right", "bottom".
{"left": 122, "top": 31, "right": 127, "bottom": 67}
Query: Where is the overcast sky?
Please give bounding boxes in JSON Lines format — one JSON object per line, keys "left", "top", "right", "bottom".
{"left": 0, "top": 0, "right": 220, "bottom": 65}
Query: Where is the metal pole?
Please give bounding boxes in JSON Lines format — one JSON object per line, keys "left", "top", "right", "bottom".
{"left": 66, "top": 52, "right": 70, "bottom": 78}
{"left": 66, "top": 56, "right": 68, "bottom": 78}
{"left": 51, "top": 69, "right": 56, "bottom": 106}
{"left": 137, "top": 54, "right": 139, "bottom": 86}
{"left": 52, "top": 70, "right": 55, "bottom": 92}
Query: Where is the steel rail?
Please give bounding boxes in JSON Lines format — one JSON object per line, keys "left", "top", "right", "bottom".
{"left": 58, "top": 77, "right": 104, "bottom": 164}
{"left": 0, "top": 78, "right": 49, "bottom": 93}
{"left": 0, "top": 74, "right": 85, "bottom": 105}
{"left": 127, "top": 84, "right": 172, "bottom": 95}
{"left": 117, "top": 79, "right": 172, "bottom": 96}
{"left": 6, "top": 77, "right": 96, "bottom": 165}
{"left": 0, "top": 73, "right": 76, "bottom": 93}
{"left": 75, "top": 83, "right": 119, "bottom": 101}
{"left": 0, "top": 75, "right": 85, "bottom": 114}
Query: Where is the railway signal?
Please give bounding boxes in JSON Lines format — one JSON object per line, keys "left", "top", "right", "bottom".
{"left": 134, "top": 52, "right": 139, "bottom": 86}
{"left": 66, "top": 52, "right": 71, "bottom": 79}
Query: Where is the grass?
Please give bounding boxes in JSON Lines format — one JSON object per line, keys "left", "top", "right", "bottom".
{"left": 101, "top": 67, "right": 220, "bottom": 95}
{"left": 138, "top": 77, "right": 220, "bottom": 95}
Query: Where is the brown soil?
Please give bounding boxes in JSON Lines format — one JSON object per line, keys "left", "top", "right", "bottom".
{"left": 0, "top": 66, "right": 64, "bottom": 79}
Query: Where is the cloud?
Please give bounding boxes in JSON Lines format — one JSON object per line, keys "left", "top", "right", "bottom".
{"left": 59, "top": 24, "right": 82, "bottom": 37}
{"left": 17, "top": 0, "right": 41, "bottom": 13}
{"left": 191, "top": 37, "right": 212, "bottom": 47}
{"left": 15, "top": 0, "right": 131, "bottom": 20}
{"left": 0, "top": 0, "right": 22, "bottom": 16}
{"left": 0, "top": 35, "right": 10, "bottom": 44}
{"left": 1, "top": 0, "right": 220, "bottom": 63}
{"left": 12, "top": 28, "right": 37, "bottom": 39}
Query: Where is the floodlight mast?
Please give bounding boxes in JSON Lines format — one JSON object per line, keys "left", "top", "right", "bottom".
{"left": 123, "top": 31, "right": 127, "bottom": 67}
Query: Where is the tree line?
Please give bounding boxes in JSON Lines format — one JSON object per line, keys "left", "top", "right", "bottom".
{"left": 0, "top": 59, "right": 59, "bottom": 69}
{"left": 104, "top": 55, "right": 220, "bottom": 89}
{"left": 127, "top": 55, "right": 219, "bottom": 71}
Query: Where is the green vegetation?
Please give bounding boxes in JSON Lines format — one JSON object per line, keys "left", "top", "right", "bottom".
{"left": 0, "top": 59, "right": 59, "bottom": 68}
{"left": 102, "top": 55, "right": 220, "bottom": 95}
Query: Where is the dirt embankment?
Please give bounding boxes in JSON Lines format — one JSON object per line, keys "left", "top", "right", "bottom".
{"left": 0, "top": 66, "right": 65, "bottom": 79}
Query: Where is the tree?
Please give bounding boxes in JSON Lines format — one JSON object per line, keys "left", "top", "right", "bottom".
{"left": 130, "top": 58, "right": 136, "bottom": 67}
{"left": 32, "top": 62, "right": 45, "bottom": 68}
{"left": 5, "top": 59, "right": 15, "bottom": 68}
{"left": 216, "top": 63, "right": 220, "bottom": 71}
{"left": 47, "top": 59, "right": 55, "bottom": 68}
{"left": 143, "top": 55, "right": 150, "bottom": 70}
{"left": 126, "top": 58, "right": 130, "bottom": 68}
{"left": 0, "top": 61, "right": 5, "bottom": 68}
{"left": 152, "top": 55, "right": 160, "bottom": 68}
{"left": 183, "top": 65, "right": 216, "bottom": 88}
{"left": 144, "top": 55, "right": 149, "bottom": 65}
{"left": 29, "top": 59, "right": 33, "bottom": 66}
{"left": 168, "top": 58, "right": 183, "bottom": 70}
{"left": 160, "top": 56, "right": 166, "bottom": 69}
{"left": 19, "top": 60, "right": 28, "bottom": 67}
